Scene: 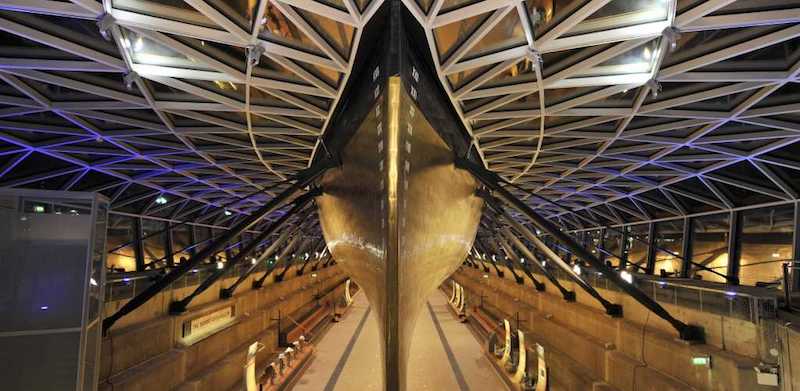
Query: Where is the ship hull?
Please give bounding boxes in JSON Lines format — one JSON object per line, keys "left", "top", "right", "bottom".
{"left": 316, "top": 77, "right": 483, "bottom": 390}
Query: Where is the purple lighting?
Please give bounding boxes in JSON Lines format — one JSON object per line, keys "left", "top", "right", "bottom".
{"left": 40, "top": 305, "right": 49, "bottom": 310}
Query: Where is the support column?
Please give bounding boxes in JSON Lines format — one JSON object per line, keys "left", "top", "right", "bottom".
{"left": 598, "top": 227, "right": 607, "bottom": 265}
{"left": 792, "top": 202, "right": 800, "bottom": 289}
{"left": 727, "top": 211, "right": 742, "bottom": 285}
{"left": 134, "top": 217, "right": 145, "bottom": 271}
{"left": 165, "top": 223, "right": 175, "bottom": 267}
{"left": 680, "top": 217, "right": 693, "bottom": 278}
{"left": 645, "top": 222, "right": 657, "bottom": 275}
{"left": 619, "top": 227, "right": 629, "bottom": 271}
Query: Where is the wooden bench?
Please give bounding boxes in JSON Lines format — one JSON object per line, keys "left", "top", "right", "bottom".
{"left": 471, "top": 306, "right": 501, "bottom": 338}
{"left": 285, "top": 304, "right": 330, "bottom": 344}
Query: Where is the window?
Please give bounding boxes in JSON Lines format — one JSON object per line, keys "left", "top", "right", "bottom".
{"left": 586, "top": 229, "right": 602, "bottom": 257}
{"left": 603, "top": 228, "right": 624, "bottom": 267}
{"left": 213, "top": 229, "right": 228, "bottom": 262}
{"left": 106, "top": 214, "right": 137, "bottom": 271}
{"left": 142, "top": 219, "right": 167, "bottom": 268}
{"left": 739, "top": 204, "right": 794, "bottom": 286}
{"left": 691, "top": 213, "right": 730, "bottom": 283}
{"left": 627, "top": 224, "right": 649, "bottom": 272}
{"left": 194, "top": 225, "right": 212, "bottom": 253}
{"left": 172, "top": 223, "right": 193, "bottom": 264}
{"left": 654, "top": 219, "right": 684, "bottom": 277}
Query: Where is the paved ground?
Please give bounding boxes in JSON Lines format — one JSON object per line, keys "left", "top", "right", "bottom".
{"left": 292, "top": 289, "right": 506, "bottom": 391}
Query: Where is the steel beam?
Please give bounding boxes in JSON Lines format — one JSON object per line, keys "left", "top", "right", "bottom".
{"left": 102, "top": 162, "right": 331, "bottom": 333}
{"left": 170, "top": 191, "right": 317, "bottom": 312}
{"left": 459, "top": 158, "right": 704, "bottom": 341}
{"left": 497, "top": 234, "right": 545, "bottom": 290}
{"left": 501, "top": 227, "right": 576, "bottom": 301}
{"left": 252, "top": 229, "right": 304, "bottom": 288}
{"left": 298, "top": 241, "right": 325, "bottom": 275}
{"left": 275, "top": 237, "right": 313, "bottom": 281}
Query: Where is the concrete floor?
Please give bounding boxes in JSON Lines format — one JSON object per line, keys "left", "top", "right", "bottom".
{"left": 292, "top": 290, "right": 506, "bottom": 391}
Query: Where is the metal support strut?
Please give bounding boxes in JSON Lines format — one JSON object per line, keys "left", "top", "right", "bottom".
{"left": 458, "top": 158, "right": 704, "bottom": 341}
{"left": 170, "top": 191, "right": 318, "bottom": 313}
{"left": 102, "top": 162, "right": 331, "bottom": 334}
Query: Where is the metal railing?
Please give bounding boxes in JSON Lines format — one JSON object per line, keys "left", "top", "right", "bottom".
{"left": 105, "top": 262, "right": 271, "bottom": 302}
{"left": 514, "top": 265, "right": 779, "bottom": 324}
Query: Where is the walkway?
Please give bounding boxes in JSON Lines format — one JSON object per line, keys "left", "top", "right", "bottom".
{"left": 292, "top": 289, "right": 506, "bottom": 391}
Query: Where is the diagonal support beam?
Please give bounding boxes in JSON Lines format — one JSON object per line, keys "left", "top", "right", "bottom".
{"left": 458, "top": 157, "right": 704, "bottom": 341}
{"left": 169, "top": 190, "right": 318, "bottom": 312}
{"left": 102, "top": 161, "right": 332, "bottom": 333}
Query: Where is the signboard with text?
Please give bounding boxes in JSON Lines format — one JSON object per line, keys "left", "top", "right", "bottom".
{"left": 182, "top": 305, "right": 235, "bottom": 341}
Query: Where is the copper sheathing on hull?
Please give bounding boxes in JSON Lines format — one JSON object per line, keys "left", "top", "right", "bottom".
{"left": 316, "top": 77, "right": 483, "bottom": 390}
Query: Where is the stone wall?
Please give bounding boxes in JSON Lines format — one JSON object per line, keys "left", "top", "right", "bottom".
{"left": 99, "top": 264, "right": 346, "bottom": 391}
{"left": 452, "top": 265, "right": 776, "bottom": 391}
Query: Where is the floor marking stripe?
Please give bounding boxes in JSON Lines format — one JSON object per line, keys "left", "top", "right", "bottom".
{"left": 427, "top": 301, "right": 470, "bottom": 391}
{"left": 323, "top": 306, "right": 371, "bottom": 391}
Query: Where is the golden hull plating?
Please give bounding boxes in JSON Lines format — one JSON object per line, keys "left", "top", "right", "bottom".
{"left": 317, "top": 77, "right": 482, "bottom": 390}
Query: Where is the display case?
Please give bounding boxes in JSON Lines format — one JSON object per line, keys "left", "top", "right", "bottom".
{"left": 0, "top": 188, "right": 108, "bottom": 391}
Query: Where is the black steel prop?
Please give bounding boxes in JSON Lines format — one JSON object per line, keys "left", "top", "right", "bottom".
{"left": 458, "top": 158, "right": 704, "bottom": 341}
{"left": 501, "top": 227, "right": 576, "bottom": 301}
{"left": 169, "top": 192, "right": 318, "bottom": 313}
{"left": 102, "top": 162, "right": 332, "bottom": 333}
{"left": 252, "top": 231, "right": 303, "bottom": 289}
{"left": 496, "top": 234, "right": 546, "bottom": 291}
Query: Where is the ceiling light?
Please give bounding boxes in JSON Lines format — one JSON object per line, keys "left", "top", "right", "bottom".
{"left": 572, "top": 264, "right": 581, "bottom": 275}
{"left": 33, "top": 205, "right": 45, "bottom": 213}
{"left": 224, "top": 210, "right": 232, "bottom": 216}
{"left": 133, "top": 36, "right": 144, "bottom": 52}
{"left": 155, "top": 196, "right": 167, "bottom": 205}
{"left": 620, "top": 270, "right": 633, "bottom": 284}
{"left": 217, "top": 261, "right": 224, "bottom": 269}
{"left": 251, "top": 258, "right": 257, "bottom": 265}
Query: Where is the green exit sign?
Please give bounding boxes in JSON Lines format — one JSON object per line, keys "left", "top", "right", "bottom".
{"left": 692, "top": 356, "right": 711, "bottom": 367}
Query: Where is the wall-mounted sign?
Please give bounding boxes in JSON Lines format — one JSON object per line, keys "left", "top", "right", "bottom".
{"left": 181, "top": 305, "right": 235, "bottom": 343}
